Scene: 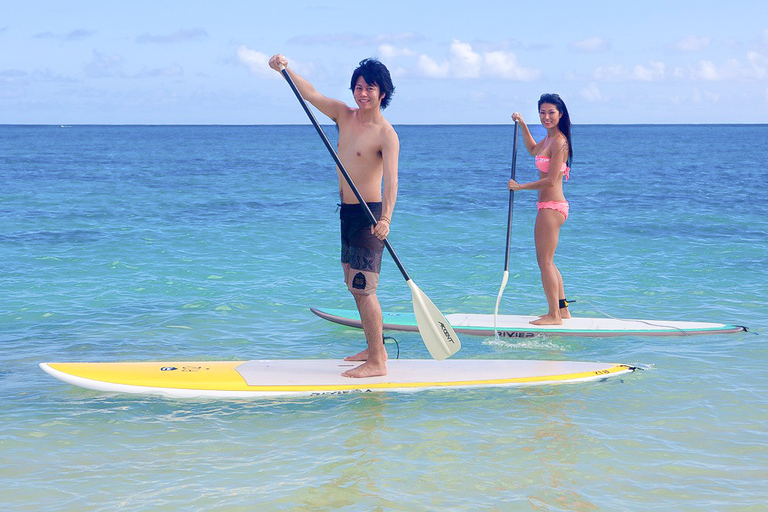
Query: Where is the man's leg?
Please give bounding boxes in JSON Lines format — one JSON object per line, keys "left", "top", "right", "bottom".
{"left": 342, "top": 292, "right": 387, "bottom": 377}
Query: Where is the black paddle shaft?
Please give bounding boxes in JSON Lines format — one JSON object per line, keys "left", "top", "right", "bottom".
{"left": 503, "top": 121, "right": 519, "bottom": 271}
{"left": 280, "top": 68, "right": 410, "bottom": 281}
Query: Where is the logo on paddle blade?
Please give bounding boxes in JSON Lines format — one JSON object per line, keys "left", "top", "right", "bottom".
{"left": 438, "top": 322, "right": 456, "bottom": 345}
{"left": 160, "top": 367, "right": 178, "bottom": 371}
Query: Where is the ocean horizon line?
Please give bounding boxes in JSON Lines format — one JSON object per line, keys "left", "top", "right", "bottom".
{"left": 2, "top": 122, "right": 766, "bottom": 127}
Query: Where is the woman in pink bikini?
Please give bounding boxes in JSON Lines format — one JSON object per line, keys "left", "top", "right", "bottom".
{"left": 508, "top": 93, "right": 573, "bottom": 325}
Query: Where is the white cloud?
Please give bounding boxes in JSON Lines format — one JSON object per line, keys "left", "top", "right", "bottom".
{"left": 485, "top": 51, "right": 537, "bottom": 80}
{"left": 631, "top": 61, "right": 665, "bottom": 81}
{"left": 691, "top": 88, "right": 720, "bottom": 103}
{"left": 418, "top": 54, "right": 449, "bottom": 78}
{"left": 690, "top": 60, "right": 721, "bottom": 81}
{"left": 237, "top": 46, "right": 274, "bottom": 78}
{"left": 673, "top": 51, "right": 768, "bottom": 81}
{"left": 580, "top": 83, "right": 604, "bottom": 102}
{"left": 450, "top": 40, "right": 482, "bottom": 78}
{"left": 84, "top": 51, "right": 124, "bottom": 78}
{"left": 593, "top": 49, "right": 767, "bottom": 83}
{"left": 378, "top": 44, "right": 416, "bottom": 60}
{"left": 31, "top": 69, "right": 77, "bottom": 83}
{"left": 569, "top": 37, "right": 609, "bottom": 53}
{"left": 1, "top": 69, "right": 26, "bottom": 79}
{"left": 32, "top": 29, "right": 96, "bottom": 41}
{"left": 671, "top": 35, "right": 712, "bottom": 52}
{"left": 416, "top": 40, "right": 539, "bottom": 81}
{"left": 593, "top": 64, "right": 627, "bottom": 81}
{"left": 746, "top": 51, "right": 768, "bottom": 79}
{"left": 593, "top": 62, "right": 666, "bottom": 81}
{"left": 236, "top": 47, "right": 319, "bottom": 79}
{"left": 386, "top": 66, "right": 408, "bottom": 79}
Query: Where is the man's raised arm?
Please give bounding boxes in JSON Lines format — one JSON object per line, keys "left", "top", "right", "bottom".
{"left": 268, "top": 53, "right": 348, "bottom": 123}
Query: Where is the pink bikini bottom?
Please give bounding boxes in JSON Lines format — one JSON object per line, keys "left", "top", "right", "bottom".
{"left": 537, "top": 201, "right": 569, "bottom": 221}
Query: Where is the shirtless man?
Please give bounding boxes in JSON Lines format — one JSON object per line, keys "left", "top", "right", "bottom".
{"left": 269, "top": 54, "right": 399, "bottom": 378}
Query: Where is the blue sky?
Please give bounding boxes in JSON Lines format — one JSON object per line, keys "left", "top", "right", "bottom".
{"left": 2, "top": 0, "right": 767, "bottom": 124}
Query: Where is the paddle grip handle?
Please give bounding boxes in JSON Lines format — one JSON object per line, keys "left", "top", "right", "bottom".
{"left": 280, "top": 68, "right": 410, "bottom": 281}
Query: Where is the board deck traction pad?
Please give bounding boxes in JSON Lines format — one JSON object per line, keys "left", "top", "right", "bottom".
{"left": 311, "top": 307, "right": 747, "bottom": 337}
{"left": 39, "top": 359, "right": 636, "bottom": 398}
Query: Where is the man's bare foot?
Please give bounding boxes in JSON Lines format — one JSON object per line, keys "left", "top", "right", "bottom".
{"left": 530, "top": 314, "right": 562, "bottom": 325}
{"left": 344, "top": 349, "right": 369, "bottom": 361}
{"left": 342, "top": 361, "right": 387, "bottom": 378}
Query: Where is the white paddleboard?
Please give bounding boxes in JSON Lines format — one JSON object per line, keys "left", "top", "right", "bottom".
{"left": 39, "top": 359, "right": 636, "bottom": 398}
{"left": 311, "top": 307, "right": 746, "bottom": 338}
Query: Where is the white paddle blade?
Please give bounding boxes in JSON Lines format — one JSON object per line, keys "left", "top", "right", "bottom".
{"left": 493, "top": 271, "right": 510, "bottom": 321}
{"left": 493, "top": 271, "right": 509, "bottom": 343}
{"left": 407, "top": 279, "right": 461, "bottom": 360}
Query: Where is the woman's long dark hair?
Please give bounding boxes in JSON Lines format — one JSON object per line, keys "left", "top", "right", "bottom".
{"left": 538, "top": 93, "right": 572, "bottom": 166}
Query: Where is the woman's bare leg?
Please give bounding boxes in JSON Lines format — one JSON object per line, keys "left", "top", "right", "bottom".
{"left": 531, "top": 209, "right": 566, "bottom": 326}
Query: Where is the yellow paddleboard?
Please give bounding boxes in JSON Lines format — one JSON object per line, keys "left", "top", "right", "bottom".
{"left": 40, "top": 359, "right": 636, "bottom": 398}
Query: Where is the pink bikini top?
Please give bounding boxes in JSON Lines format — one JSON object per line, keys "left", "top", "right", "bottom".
{"left": 535, "top": 156, "right": 570, "bottom": 181}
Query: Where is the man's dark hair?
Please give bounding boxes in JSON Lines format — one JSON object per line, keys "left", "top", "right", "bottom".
{"left": 350, "top": 58, "right": 395, "bottom": 109}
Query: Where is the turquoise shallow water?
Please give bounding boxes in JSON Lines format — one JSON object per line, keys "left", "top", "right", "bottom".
{"left": 1, "top": 124, "right": 767, "bottom": 511}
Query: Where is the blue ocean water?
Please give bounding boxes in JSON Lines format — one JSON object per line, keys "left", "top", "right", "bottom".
{"left": 1, "top": 124, "right": 766, "bottom": 511}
